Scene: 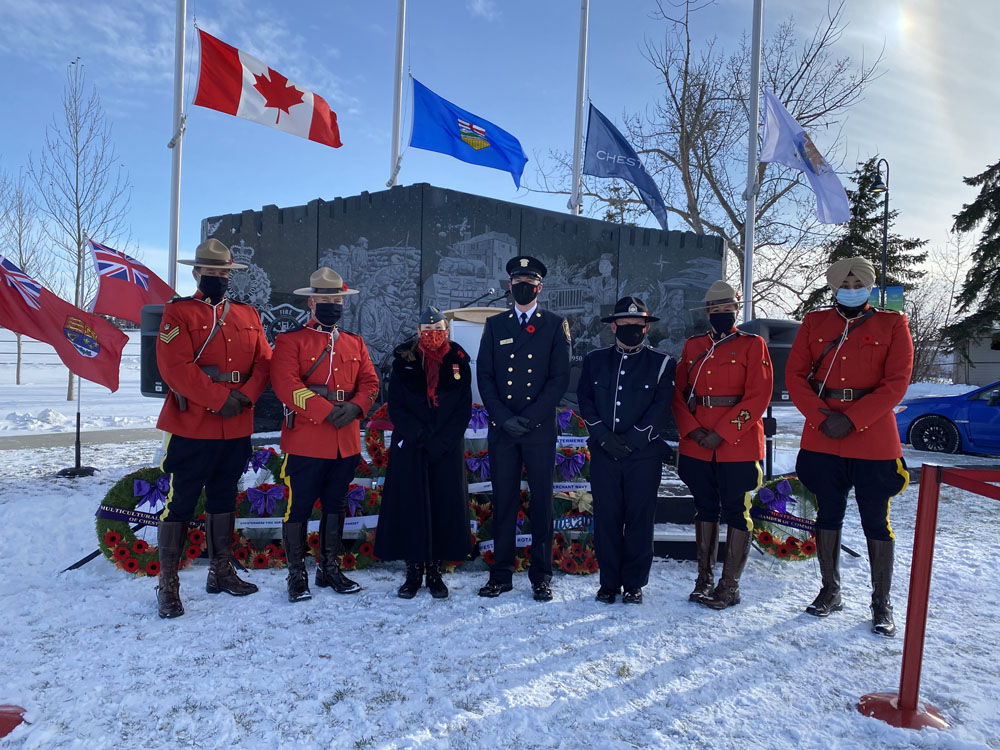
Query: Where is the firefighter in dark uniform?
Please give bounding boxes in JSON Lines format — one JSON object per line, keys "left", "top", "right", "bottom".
{"left": 672, "top": 281, "right": 773, "bottom": 610}
{"left": 787, "top": 256, "right": 913, "bottom": 637}
{"left": 155, "top": 239, "right": 273, "bottom": 619}
{"left": 270, "top": 268, "right": 380, "bottom": 603}
{"left": 477, "top": 256, "right": 572, "bottom": 602}
{"left": 577, "top": 297, "right": 676, "bottom": 605}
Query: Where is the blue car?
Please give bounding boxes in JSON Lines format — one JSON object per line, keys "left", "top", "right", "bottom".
{"left": 895, "top": 380, "right": 1000, "bottom": 455}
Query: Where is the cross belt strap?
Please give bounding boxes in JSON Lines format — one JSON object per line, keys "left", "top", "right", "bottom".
{"left": 810, "top": 379, "right": 874, "bottom": 402}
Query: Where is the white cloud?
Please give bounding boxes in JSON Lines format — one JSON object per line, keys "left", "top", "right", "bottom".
{"left": 466, "top": 0, "right": 499, "bottom": 22}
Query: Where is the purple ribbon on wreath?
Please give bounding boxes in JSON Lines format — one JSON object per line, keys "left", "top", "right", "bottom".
{"left": 469, "top": 405, "right": 489, "bottom": 431}
{"left": 758, "top": 479, "right": 795, "bottom": 514}
{"left": 133, "top": 476, "right": 171, "bottom": 512}
{"left": 557, "top": 409, "right": 573, "bottom": 432}
{"left": 347, "top": 485, "right": 366, "bottom": 516}
{"left": 244, "top": 448, "right": 273, "bottom": 474}
{"left": 466, "top": 455, "right": 490, "bottom": 481}
{"left": 554, "top": 452, "right": 587, "bottom": 481}
{"left": 247, "top": 486, "right": 284, "bottom": 516}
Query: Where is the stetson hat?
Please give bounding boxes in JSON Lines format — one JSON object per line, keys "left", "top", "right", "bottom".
{"left": 292, "top": 267, "right": 360, "bottom": 296}
{"left": 505, "top": 255, "right": 547, "bottom": 280}
{"left": 601, "top": 295, "right": 660, "bottom": 323}
{"left": 178, "top": 238, "right": 247, "bottom": 269}
{"left": 691, "top": 280, "right": 741, "bottom": 309}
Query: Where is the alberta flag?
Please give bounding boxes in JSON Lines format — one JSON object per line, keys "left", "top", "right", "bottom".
{"left": 759, "top": 90, "right": 850, "bottom": 224}
{"left": 409, "top": 78, "right": 528, "bottom": 188}
{"left": 89, "top": 239, "right": 175, "bottom": 325}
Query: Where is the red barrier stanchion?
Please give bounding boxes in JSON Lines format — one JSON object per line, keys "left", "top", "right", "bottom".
{"left": 858, "top": 463, "right": 949, "bottom": 730}
{"left": 0, "top": 705, "right": 26, "bottom": 738}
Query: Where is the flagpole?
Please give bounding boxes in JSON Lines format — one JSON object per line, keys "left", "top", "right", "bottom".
{"left": 166, "top": 0, "right": 188, "bottom": 289}
{"left": 387, "top": 0, "right": 406, "bottom": 187}
{"left": 741, "top": 0, "right": 763, "bottom": 323}
{"left": 567, "top": 0, "right": 589, "bottom": 213}
{"left": 58, "top": 240, "right": 96, "bottom": 478}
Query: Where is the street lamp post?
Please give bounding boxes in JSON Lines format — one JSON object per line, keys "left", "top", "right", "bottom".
{"left": 871, "top": 159, "right": 890, "bottom": 309}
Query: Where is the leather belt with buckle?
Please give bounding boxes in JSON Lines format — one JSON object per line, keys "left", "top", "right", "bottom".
{"left": 308, "top": 385, "right": 356, "bottom": 402}
{"left": 810, "top": 380, "right": 874, "bottom": 402}
{"left": 693, "top": 394, "right": 743, "bottom": 408}
{"left": 199, "top": 365, "right": 248, "bottom": 383}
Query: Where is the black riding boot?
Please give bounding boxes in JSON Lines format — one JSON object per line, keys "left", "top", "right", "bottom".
{"left": 806, "top": 528, "right": 843, "bottom": 617}
{"left": 397, "top": 561, "right": 424, "bottom": 599}
{"left": 315, "top": 513, "right": 361, "bottom": 594}
{"left": 282, "top": 522, "right": 312, "bottom": 603}
{"left": 206, "top": 512, "right": 259, "bottom": 596}
{"left": 702, "top": 528, "right": 751, "bottom": 610}
{"left": 156, "top": 521, "right": 186, "bottom": 619}
{"left": 425, "top": 560, "right": 449, "bottom": 599}
{"left": 690, "top": 521, "right": 719, "bottom": 603}
{"left": 868, "top": 538, "right": 896, "bottom": 637}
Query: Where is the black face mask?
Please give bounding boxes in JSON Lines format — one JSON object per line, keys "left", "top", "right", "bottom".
{"left": 511, "top": 281, "right": 539, "bottom": 306}
{"left": 314, "top": 303, "right": 343, "bottom": 327}
{"left": 615, "top": 323, "right": 646, "bottom": 348}
{"left": 197, "top": 274, "right": 228, "bottom": 302}
{"left": 709, "top": 312, "right": 736, "bottom": 335}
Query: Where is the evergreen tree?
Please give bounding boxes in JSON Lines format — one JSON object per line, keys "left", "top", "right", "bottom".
{"left": 797, "top": 157, "right": 927, "bottom": 316}
{"left": 942, "top": 159, "right": 1000, "bottom": 350}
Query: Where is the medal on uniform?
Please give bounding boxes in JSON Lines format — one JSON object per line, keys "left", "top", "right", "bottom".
{"left": 452, "top": 364, "right": 461, "bottom": 380}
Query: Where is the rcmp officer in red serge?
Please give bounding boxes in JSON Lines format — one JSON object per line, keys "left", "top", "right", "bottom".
{"left": 477, "top": 255, "right": 571, "bottom": 602}
{"left": 270, "top": 268, "right": 380, "bottom": 603}
{"left": 577, "top": 296, "right": 676, "bottom": 605}
{"left": 154, "top": 238, "right": 273, "bottom": 619}
{"left": 671, "top": 281, "right": 773, "bottom": 610}
{"left": 787, "top": 257, "right": 913, "bottom": 637}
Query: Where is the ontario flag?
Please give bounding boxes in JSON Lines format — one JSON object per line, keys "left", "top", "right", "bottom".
{"left": 193, "top": 29, "right": 342, "bottom": 149}
{"left": 0, "top": 255, "right": 128, "bottom": 392}
{"left": 88, "top": 239, "right": 174, "bottom": 325}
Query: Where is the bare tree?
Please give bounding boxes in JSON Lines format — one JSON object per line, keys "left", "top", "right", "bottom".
{"left": 533, "top": 0, "right": 881, "bottom": 316}
{"left": 1, "top": 170, "right": 51, "bottom": 384}
{"left": 30, "top": 59, "right": 131, "bottom": 400}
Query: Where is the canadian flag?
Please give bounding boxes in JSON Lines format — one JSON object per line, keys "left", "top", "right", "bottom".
{"left": 193, "top": 29, "right": 342, "bottom": 149}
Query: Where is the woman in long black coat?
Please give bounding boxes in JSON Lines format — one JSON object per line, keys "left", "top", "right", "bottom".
{"left": 374, "top": 306, "right": 473, "bottom": 598}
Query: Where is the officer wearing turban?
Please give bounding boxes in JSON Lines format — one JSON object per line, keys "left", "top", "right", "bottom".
{"left": 786, "top": 256, "right": 914, "bottom": 637}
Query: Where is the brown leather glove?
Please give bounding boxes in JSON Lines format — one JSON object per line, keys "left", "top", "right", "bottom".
{"left": 329, "top": 402, "right": 362, "bottom": 428}
{"left": 687, "top": 427, "right": 710, "bottom": 444}
{"left": 217, "top": 393, "right": 244, "bottom": 418}
{"left": 698, "top": 430, "right": 724, "bottom": 450}
{"left": 819, "top": 408, "right": 854, "bottom": 439}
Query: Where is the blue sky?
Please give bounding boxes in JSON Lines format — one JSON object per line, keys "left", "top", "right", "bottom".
{"left": 1, "top": 0, "right": 998, "bottom": 296}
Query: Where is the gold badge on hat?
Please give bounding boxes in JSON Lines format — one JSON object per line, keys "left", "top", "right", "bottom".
{"left": 628, "top": 304, "right": 637, "bottom": 313}
{"left": 520, "top": 258, "right": 529, "bottom": 268}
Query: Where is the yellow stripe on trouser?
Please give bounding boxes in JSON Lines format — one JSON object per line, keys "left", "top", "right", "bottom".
{"left": 159, "top": 433, "right": 175, "bottom": 522}
{"left": 279, "top": 453, "right": 294, "bottom": 523}
{"left": 741, "top": 461, "right": 763, "bottom": 532}
{"left": 885, "top": 458, "right": 909, "bottom": 541}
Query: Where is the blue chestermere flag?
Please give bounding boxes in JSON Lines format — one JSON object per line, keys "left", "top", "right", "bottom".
{"left": 409, "top": 78, "right": 528, "bottom": 188}
{"left": 582, "top": 104, "right": 668, "bottom": 230}
{"left": 759, "top": 90, "right": 850, "bottom": 224}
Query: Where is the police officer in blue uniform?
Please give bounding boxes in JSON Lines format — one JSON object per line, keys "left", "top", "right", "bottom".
{"left": 477, "top": 256, "right": 572, "bottom": 602}
{"left": 577, "top": 297, "right": 676, "bottom": 604}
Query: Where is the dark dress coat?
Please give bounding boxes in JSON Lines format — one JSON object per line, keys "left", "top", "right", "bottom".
{"left": 373, "top": 339, "right": 473, "bottom": 562}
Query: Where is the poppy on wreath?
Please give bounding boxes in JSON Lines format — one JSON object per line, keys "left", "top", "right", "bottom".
{"left": 307, "top": 533, "right": 320, "bottom": 550}
{"left": 583, "top": 557, "right": 599, "bottom": 574}
{"left": 187, "top": 528, "right": 205, "bottom": 546}
{"left": 483, "top": 549, "right": 496, "bottom": 565}
{"left": 113, "top": 545, "right": 130, "bottom": 561}
{"left": 359, "top": 542, "right": 374, "bottom": 556}
{"left": 341, "top": 553, "right": 357, "bottom": 570}
{"left": 104, "top": 530, "right": 121, "bottom": 547}
{"left": 758, "top": 531, "right": 774, "bottom": 546}
{"left": 145, "top": 560, "right": 161, "bottom": 576}
{"left": 123, "top": 558, "right": 140, "bottom": 573}
{"left": 234, "top": 546, "right": 250, "bottom": 562}
{"left": 132, "top": 539, "right": 149, "bottom": 554}
{"left": 801, "top": 539, "right": 817, "bottom": 555}
{"left": 185, "top": 544, "right": 202, "bottom": 560}
{"left": 777, "top": 545, "right": 791, "bottom": 558}
{"left": 251, "top": 552, "right": 270, "bottom": 569}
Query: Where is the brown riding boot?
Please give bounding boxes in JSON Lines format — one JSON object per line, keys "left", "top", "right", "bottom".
{"left": 868, "top": 538, "right": 896, "bottom": 637}
{"left": 805, "top": 528, "right": 843, "bottom": 617}
{"left": 689, "top": 521, "right": 720, "bottom": 603}
{"left": 282, "top": 521, "right": 312, "bottom": 603}
{"left": 205, "top": 512, "right": 259, "bottom": 596}
{"left": 702, "top": 528, "right": 752, "bottom": 610}
{"left": 156, "top": 521, "right": 186, "bottom": 619}
{"left": 315, "top": 513, "right": 361, "bottom": 594}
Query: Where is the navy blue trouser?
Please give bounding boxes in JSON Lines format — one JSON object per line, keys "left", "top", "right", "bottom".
{"left": 160, "top": 435, "right": 251, "bottom": 522}
{"left": 677, "top": 454, "right": 761, "bottom": 532}
{"left": 279, "top": 453, "right": 360, "bottom": 523}
{"left": 488, "top": 437, "right": 555, "bottom": 585}
{"left": 796, "top": 449, "right": 908, "bottom": 541}
{"left": 590, "top": 442, "right": 666, "bottom": 591}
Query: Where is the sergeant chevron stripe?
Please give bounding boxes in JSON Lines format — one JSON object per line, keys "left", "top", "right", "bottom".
{"left": 159, "top": 328, "right": 180, "bottom": 344}
{"left": 292, "top": 387, "right": 315, "bottom": 410}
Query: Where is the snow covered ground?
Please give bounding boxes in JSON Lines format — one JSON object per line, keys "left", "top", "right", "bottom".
{"left": 1, "top": 333, "right": 998, "bottom": 748}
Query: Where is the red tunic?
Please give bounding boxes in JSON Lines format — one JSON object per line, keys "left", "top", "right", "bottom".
{"left": 672, "top": 330, "right": 773, "bottom": 462}
{"left": 155, "top": 294, "right": 272, "bottom": 440}
{"left": 786, "top": 306, "right": 913, "bottom": 460}
{"left": 271, "top": 324, "right": 380, "bottom": 459}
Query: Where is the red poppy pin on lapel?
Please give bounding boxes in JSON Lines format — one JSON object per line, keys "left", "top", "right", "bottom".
{"left": 525, "top": 325, "right": 536, "bottom": 334}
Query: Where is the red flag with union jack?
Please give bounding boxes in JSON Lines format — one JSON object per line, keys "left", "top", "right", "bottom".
{"left": 0, "top": 255, "right": 128, "bottom": 391}
{"left": 88, "top": 239, "right": 174, "bottom": 324}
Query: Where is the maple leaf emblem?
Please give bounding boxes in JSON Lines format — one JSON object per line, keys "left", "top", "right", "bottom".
{"left": 252, "top": 68, "right": 304, "bottom": 124}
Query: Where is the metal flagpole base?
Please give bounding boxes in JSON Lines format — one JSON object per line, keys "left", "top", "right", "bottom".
{"left": 858, "top": 692, "right": 949, "bottom": 731}
{"left": 57, "top": 466, "right": 97, "bottom": 478}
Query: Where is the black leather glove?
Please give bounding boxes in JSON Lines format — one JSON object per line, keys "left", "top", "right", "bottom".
{"left": 819, "top": 409, "right": 854, "bottom": 440}
{"left": 217, "top": 393, "right": 244, "bottom": 418}
{"left": 599, "top": 432, "right": 633, "bottom": 460}
{"left": 698, "top": 430, "right": 724, "bottom": 450}
{"left": 232, "top": 390, "right": 252, "bottom": 408}
{"left": 502, "top": 416, "right": 531, "bottom": 438}
{"left": 687, "top": 427, "right": 710, "bottom": 444}
{"left": 329, "top": 401, "right": 363, "bottom": 428}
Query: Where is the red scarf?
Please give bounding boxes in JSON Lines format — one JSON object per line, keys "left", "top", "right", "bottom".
{"left": 417, "top": 331, "right": 450, "bottom": 406}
